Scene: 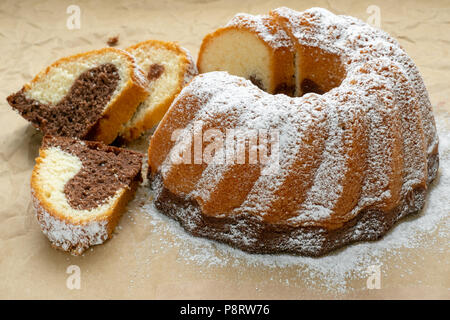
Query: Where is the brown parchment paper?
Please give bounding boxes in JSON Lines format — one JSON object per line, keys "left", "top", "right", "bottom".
{"left": 0, "top": 0, "right": 449, "bottom": 300}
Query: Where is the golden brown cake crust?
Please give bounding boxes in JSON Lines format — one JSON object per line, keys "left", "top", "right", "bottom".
{"left": 87, "top": 65, "right": 149, "bottom": 144}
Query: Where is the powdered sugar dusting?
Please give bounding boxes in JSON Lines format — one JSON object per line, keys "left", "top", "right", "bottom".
{"left": 33, "top": 190, "right": 109, "bottom": 255}
{"left": 139, "top": 116, "right": 449, "bottom": 292}
{"left": 273, "top": 7, "right": 438, "bottom": 157}
{"left": 226, "top": 13, "right": 293, "bottom": 49}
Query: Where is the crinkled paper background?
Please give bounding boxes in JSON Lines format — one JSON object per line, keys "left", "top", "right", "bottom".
{"left": 0, "top": 0, "right": 449, "bottom": 299}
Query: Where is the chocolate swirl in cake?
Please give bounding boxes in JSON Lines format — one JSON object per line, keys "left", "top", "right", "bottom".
{"left": 7, "top": 64, "right": 120, "bottom": 139}
{"left": 147, "top": 63, "right": 165, "bottom": 81}
{"left": 43, "top": 136, "right": 143, "bottom": 210}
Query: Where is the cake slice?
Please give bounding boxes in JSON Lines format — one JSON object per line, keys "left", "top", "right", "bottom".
{"left": 118, "top": 40, "right": 198, "bottom": 142}
{"left": 31, "top": 135, "right": 143, "bottom": 255}
{"left": 7, "top": 48, "right": 149, "bottom": 144}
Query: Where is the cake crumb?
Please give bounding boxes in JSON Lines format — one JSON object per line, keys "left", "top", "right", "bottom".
{"left": 107, "top": 35, "right": 119, "bottom": 47}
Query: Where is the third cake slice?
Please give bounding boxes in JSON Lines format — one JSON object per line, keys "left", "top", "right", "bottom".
{"left": 118, "top": 40, "right": 198, "bottom": 142}
{"left": 31, "top": 135, "right": 143, "bottom": 255}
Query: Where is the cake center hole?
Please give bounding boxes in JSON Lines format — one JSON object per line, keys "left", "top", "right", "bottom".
{"left": 300, "top": 78, "right": 324, "bottom": 95}
{"left": 249, "top": 75, "right": 264, "bottom": 91}
{"left": 248, "top": 75, "right": 329, "bottom": 97}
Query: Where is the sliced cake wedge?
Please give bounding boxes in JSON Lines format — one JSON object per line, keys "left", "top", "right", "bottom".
{"left": 7, "top": 48, "right": 149, "bottom": 144}
{"left": 31, "top": 135, "right": 143, "bottom": 255}
{"left": 118, "top": 40, "right": 198, "bottom": 142}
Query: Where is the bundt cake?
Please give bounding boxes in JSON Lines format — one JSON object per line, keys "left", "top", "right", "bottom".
{"left": 118, "top": 40, "right": 198, "bottom": 142}
{"left": 147, "top": 7, "right": 439, "bottom": 256}
{"left": 32, "top": 135, "right": 143, "bottom": 255}
{"left": 7, "top": 48, "right": 149, "bottom": 144}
